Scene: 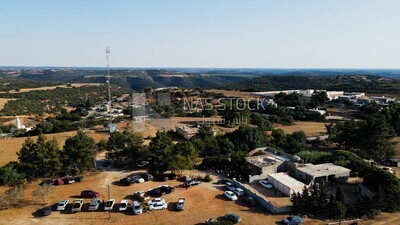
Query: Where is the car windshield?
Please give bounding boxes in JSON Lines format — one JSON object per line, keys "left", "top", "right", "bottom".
{"left": 58, "top": 202, "right": 65, "bottom": 206}
{"left": 105, "top": 201, "right": 112, "bottom": 207}
{"left": 120, "top": 203, "right": 126, "bottom": 208}
{"left": 73, "top": 203, "right": 81, "bottom": 208}
{"left": 134, "top": 205, "right": 141, "bottom": 210}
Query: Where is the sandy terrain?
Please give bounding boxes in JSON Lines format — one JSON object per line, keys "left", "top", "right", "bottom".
{"left": 274, "top": 121, "right": 328, "bottom": 137}
{"left": 0, "top": 83, "right": 103, "bottom": 94}
{"left": 0, "top": 169, "right": 324, "bottom": 225}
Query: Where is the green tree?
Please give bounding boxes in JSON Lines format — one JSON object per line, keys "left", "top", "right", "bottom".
{"left": 62, "top": 130, "right": 98, "bottom": 173}
{"left": 311, "top": 91, "right": 330, "bottom": 107}
{"left": 148, "top": 131, "right": 174, "bottom": 174}
{"left": 173, "top": 141, "right": 198, "bottom": 166}
{"left": 18, "top": 134, "right": 62, "bottom": 178}
{"left": 106, "top": 130, "right": 144, "bottom": 160}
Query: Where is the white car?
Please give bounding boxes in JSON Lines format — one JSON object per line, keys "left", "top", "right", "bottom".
{"left": 259, "top": 180, "right": 273, "bottom": 189}
{"left": 147, "top": 198, "right": 166, "bottom": 206}
{"left": 383, "top": 167, "right": 395, "bottom": 174}
{"left": 233, "top": 188, "right": 244, "bottom": 197}
{"left": 149, "top": 201, "right": 167, "bottom": 211}
{"left": 71, "top": 199, "right": 84, "bottom": 213}
{"left": 56, "top": 200, "right": 69, "bottom": 211}
{"left": 119, "top": 199, "right": 128, "bottom": 211}
{"left": 104, "top": 199, "right": 116, "bottom": 211}
{"left": 132, "top": 200, "right": 142, "bottom": 214}
{"left": 224, "top": 191, "right": 238, "bottom": 201}
{"left": 132, "top": 175, "right": 145, "bottom": 183}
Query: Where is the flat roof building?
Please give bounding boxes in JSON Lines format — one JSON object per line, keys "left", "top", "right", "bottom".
{"left": 267, "top": 172, "right": 306, "bottom": 196}
{"left": 294, "top": 163, "right": 350, "bottom": 184}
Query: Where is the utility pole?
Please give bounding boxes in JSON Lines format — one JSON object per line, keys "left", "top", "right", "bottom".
{"left": 106, "top": 47, "right": 112, "bottom": 132}
{"left": 108, "top": 183, "right": 111, "bottom": 219}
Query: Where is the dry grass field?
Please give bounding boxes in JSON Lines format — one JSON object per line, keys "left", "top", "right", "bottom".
{"left": 0, "top": 83, "right": 103, "bottom": 94}
{"left": 0, "top": 170, "right": 325, "bottom": 225}
{"left": 0, "top": 98, "right": 15, "bottom": 110}
{"left": 0, "top": 130, "right": 109, "bottom": 167}
{"left": 206, "top": 89, "right": 258, "bottom": 100}
{"left": 274, "top": 121, "right": 328, "bottom": 137}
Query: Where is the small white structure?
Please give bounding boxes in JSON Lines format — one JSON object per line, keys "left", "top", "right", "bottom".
{"left": 267, "top": 172, "right": 306, "bottom": 196}
{"left": 295, "top": 163, "right": 350, "bottom": 184}
{"left": 11, "top": 117, "right": 34, "bottom": 133}
{"left": 176, "top": 125, "right": 198, "bottom": 140}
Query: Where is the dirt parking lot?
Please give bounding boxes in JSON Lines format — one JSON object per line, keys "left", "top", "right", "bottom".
{"left": 0, "top": 170, "right": 324, "bottom": 225}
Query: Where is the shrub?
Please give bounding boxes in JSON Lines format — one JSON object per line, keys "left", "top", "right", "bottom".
{"left": 203, "top": 174, "right": 212, "bottom": 182}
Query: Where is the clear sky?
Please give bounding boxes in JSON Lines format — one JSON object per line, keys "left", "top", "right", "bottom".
{"left": 0, "top": 0, "right": 399, "bottom": 68}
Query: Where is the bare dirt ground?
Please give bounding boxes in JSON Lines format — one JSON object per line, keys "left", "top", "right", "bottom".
{"left": 0, "top": 170, "right": 325, "bottom": 225}
{"left": 0, "top": 83, "right": 102, "bottom": 94}
{"left": 0, "top": 130, "right": 109, "bottom": 166}
{"left": 0, "top": 98, "right": 16, "bottom": 110}
{"left": 206, "top": 89, "right": 258, "bottom": 100}
{"left": 274, "top": 121, "right": 328, "bottom": 137}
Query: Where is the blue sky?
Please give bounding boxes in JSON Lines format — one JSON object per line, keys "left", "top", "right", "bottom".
{"left": 0, "top": 0, "right": 399, "bottom": 68}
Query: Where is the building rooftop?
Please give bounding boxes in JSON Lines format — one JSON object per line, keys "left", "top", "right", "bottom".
{"left": 176, "top": 125, "right": 198, "bottom": 134}
{"left": 296, "top": 163, "right": 351, "bottom": 178}
{"left": 246, "top": 147, "right": 295, "bottom": 169}
{"left": 268, "top": 172, "right": 306, "bottom": 189}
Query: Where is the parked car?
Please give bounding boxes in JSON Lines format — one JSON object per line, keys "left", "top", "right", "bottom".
{"left": 383, "top": 167, "right": 395, "bottom": 174}
{"left": 217, "top": 178, "right": 231, "bottom": 184}
{"left": 244, "top": 196, "right": 256, "bottom": 206}
{"left": 149, "top": 201, "right": 167, "bottom": 211}
{"left": 74, "top": 176, "right": 84, "bottom": 182}
{"left": 56, "top": 200, "right": 69, "bottom": 211}
{"left": 104, "top": 199, "right": 116, "bottom": 211}
{"left": 102, "top": 161, "right": 111, "bottom": 167}
{"left": 186, "top": 180, "right": 201, "bottom": 187}
{"left": 176, "top": 198, "right": 185, "bottom": 211}
{"left": 81, "top": 190, "right": 99, "bottom": 198}
{"left": 146, "top": 188, "right": 162, "bottom": 197}
{"left": 137, "top": 161, "right": 149, "bottom": 168}
{"left": 119, "top": 199, "right": 128, "bottom": 211}
{"left": 225, "top": 182, "right": 236, "bottom": 191}
{"left": 39, "top": 179, "right": 54, "bottom": 186}
{"left": 224, "top": 191, "right": 238, "bottom": 201}
{"left": 205, "top": 218, "right": 218, "bottom": 224}
{"left": 147, "top": 198, "right": 166, "bottom": 206}
{"left": 42, "top": 206, "right": 52, "bottom": 216}
{"left": 159, "top": 173, "right": 177, "bottom": 181}
{"left": 134, "top": 191, "right": 150, "bottom": 201}
{"left": 282, "top": 216, "right": 303, "bottom": 225}
{"left": 88, "top": 199, "right": 103, "bottom": 211}
{"left": 259, "top": 180, "right": 273, "bottom": 189}
{"left": 142, "top": 173, "right": 154, "bottom": 181}
{"left": 158, "top": 185, "right": 176, "bottom": 194}
{"left": 120, "top": 177, "right": 133, "bottom": 186}
{"left": 223, "top": 213, "right": 241, "bottom": 224}
{"left": 183, "top": 175, "right": 191, "bottom": 182}
{"left": 132, "top": 175, "right": 145, "bottom": 183}
{"left": 233, "top": 188, "right": 244, "bottom": 197}
{"left": 71, "top": 199, "right": 84, "bottom": 213}
{"left": 63, "top": 176, "right": 75, "bottom": 184}
{"left": 53, "top": 178, "right": 64, "bottom": 185}
{"left": 132, "top": 200, "right": 142, "bottom": 214}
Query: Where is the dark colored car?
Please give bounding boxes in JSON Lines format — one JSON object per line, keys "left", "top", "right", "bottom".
{"left": 142, "top": 173, "right": 154, "bottom": 181}
{"left": 74, "top": 176, "right": 84, "bottom": 182}
{"left": 39, "top": 179, "right": 54, "bottom": 186}
{"left": 102, "top": 161, "right": 111, "bottom": 167}
{"left": 223, "top": 213, "right": 241, "bottom": 224}
{"left": 158, "top": 185, "right": 176, "bottom": 194}
{"left": 146, "top": 188, "right": 162, "bottom": 197}
{"left": 63, "top": 176, "right": 75, "bottom": 184}
{"left": 217, "top": 178, "right": 232, "bottom": 184}
{"left": 159, "top": 173, "right": 177, "bottom": 181}
{"left": 42, "top": 206, "right": 52, "bottom": 216}
{"left": 81, "top": 190, "right": 100, "bottom": 198}
{"left": 119, "top": 177, "right": 133, "bottom": 186}
{"left": 244, "top": 196, "right": 256, "bottom": 206}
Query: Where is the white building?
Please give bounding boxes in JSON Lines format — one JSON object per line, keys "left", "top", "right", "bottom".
{"left": 267, "top": 172, "right": 306, "bottom": 196}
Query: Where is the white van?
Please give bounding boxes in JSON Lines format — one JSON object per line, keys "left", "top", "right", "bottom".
{"left": 233, "top": 188, "right": 244, "bottom": 197}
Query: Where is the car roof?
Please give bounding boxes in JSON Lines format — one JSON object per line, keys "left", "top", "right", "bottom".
{"left": 120, "top": 199, "right": 128, "bottom": 203}
{"left": 225, "top": 213, "right": 240, "bottom": 218}
{"left": 132, "top": 201, "right": 140, "bottom": 205}
{"left": 225, "top": 191, "right": 234, "bottom": 194}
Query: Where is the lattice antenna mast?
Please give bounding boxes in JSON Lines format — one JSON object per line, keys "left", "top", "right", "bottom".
{"left": 106, "top": 47, "right": 112, "bottom": 130}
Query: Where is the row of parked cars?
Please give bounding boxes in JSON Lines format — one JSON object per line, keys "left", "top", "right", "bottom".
{"left": 119, "top": 174, "right": 153, "bottom": 185}
{"left": 39, "top": 176, "right": 84, "bottom": 186}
